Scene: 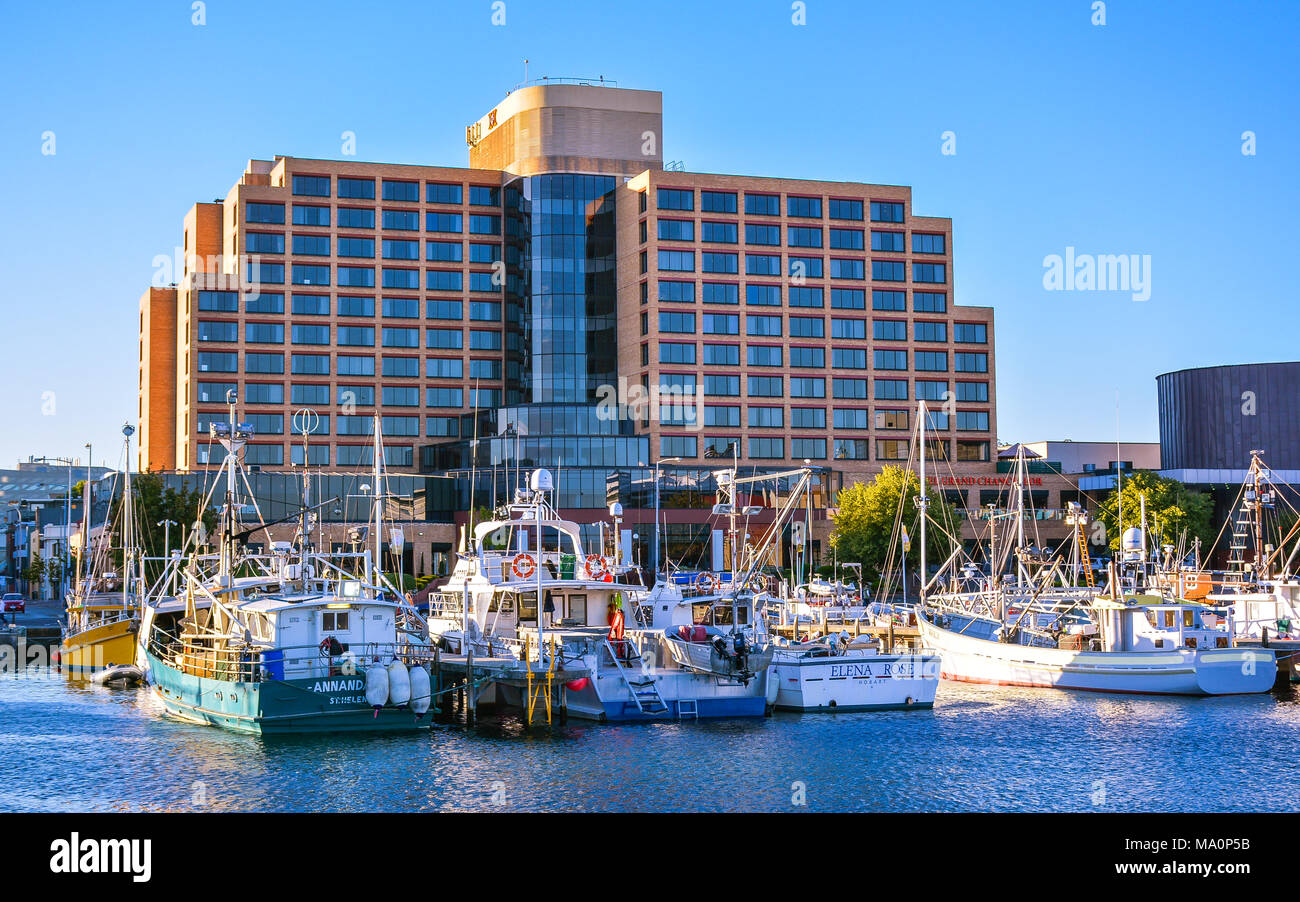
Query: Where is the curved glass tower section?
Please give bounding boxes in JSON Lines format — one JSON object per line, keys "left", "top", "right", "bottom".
{"left": 504, "top": 174, "right": 617, "bottom": 405}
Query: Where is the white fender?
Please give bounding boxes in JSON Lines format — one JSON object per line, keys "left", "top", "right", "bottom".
{"left": 365, "top": 663, "right": 389, "bottom": 707}
{"left": 409, "top": 665, "right": 432, "bottom": 716}
{"left": 764, "top": 668, "right": 780, "bottom": 706}
{"left": 387, "top": 659, "right": 412, "bottom": 707}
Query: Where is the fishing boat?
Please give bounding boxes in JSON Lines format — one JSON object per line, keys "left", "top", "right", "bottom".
{"left": 141, "top": 406, "right": 437, "bottom": 734}
{"left": 427, "top": 468, "right": 777, "bottom": 721}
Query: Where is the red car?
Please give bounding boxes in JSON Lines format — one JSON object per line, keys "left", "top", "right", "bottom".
{"left": 2, "top": 593, "right": 25, "bottom": 614}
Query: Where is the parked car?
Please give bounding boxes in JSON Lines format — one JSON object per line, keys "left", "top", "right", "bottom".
{"left": 2, "top": 593, "right": 25, "bottom": 614}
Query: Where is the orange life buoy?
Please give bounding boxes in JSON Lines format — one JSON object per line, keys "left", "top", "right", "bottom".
{"left": 584, "top": 554, "right": 606, "bottom": 580}
{"left": 695, "top": 572, "right": 716, "bottom": 593}
{"left": 511, "top": 553, "right": 536, "bottom": 580}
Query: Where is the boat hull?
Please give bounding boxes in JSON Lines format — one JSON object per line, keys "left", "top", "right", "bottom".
{"left": 493, "top": 669, "right": 771, "bottom": 722}
{"left": 919, "top": 615, "right": 1276, "bottom": 696}
{"left": 146, "top": 650, "right": 432, "bottom": 735}
{"left": 60, "top": 618, "right": 138, "bottom": 675}
{"left": 771, "top": 652, "right": 939, "bottom": 711}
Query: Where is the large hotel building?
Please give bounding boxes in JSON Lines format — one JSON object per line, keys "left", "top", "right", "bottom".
{"left": 138, "top": 82, "right": 1040, "bottom": 574}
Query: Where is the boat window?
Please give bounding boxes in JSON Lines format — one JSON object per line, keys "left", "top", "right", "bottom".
{"left": 1182, "top": 610, "right": 1194, "bottom": 628}
{"left": 569, "top": 594, "right": 587, "bottom": 623}
{"left": 1162, "top": 610, "right": 1176, "bottom": 629}
{"left": 518, "top": 591, "right": 538, "bottom": 623}
{"left": 322, "top": 611, "right": 350, "bottom": 631}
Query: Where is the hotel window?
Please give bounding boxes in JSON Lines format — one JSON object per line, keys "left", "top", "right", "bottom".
{"left": 745, "top": 223, "right": 780, "bottom": 245}
{"left": 658, "top": 219, "right": 694, "bottom": 241}
{"left": 639, "top": 191, "right": 648, "bottom": 213}
{"left": 425, "top": 212, "right": 462, "bottom": 233}
{"left": 872, "top": 260, "right": 905, "bottom": 281}
{"left": 957, "top": 440, "right": 991, "bottom": 462}
{"left": 382, "top": 386, "right": 419, "bottom": 407}
{"left": 291, "top": 264, "right": 330, "bottom": 286}
{"left": 426, "top": 182, "right": 463, "bottom": 205}
{"left": 831, "top": 318, "right": 866, "bottom": 340}
{"left": 833, "top": 408, "right": 869, "bottom": 430}
{"left": 336, "top": 295, "right": 373, "bottom": 317}
{"left": 426, "top": 299, "right": 463, "bottom": 320}
{"left": 427, "top": 240, "right": 464, "bottom": 262}
{"left": 702, "top": 313, "right": 739, "bottom": 335}
{"left": 702, "top": 437, "right": 737, "bottom": 459}
{"left": 247, "top": 202, "right": 285, "bottom": 224}
{"left": 829, "top": 199, "right": 864, "bottom": 221}
{"left": 873, "top": 320, "right": 905, "bottom": 341}
{"left": 790, "top": 377, "right": 825, "bottom": 398}
{"left": 197, "top": 290, "right": 238, "bottom": 312}
{"left": 748, "top": 406, "right": 783, "bottom": 428}
{"left": 381, "top": 239, "right": 417, "bottom": 260}
{"left": 745, "top": 254, "right": 780, "bottom": 276}
{"left": 701, "top": 221, "right": 737, "bottom": 244}
{"left": 382, "top": 327, "right": 419, "bottom": 348}
{"left": 659, "top": 341, "right": 696, "bottom": 364}
{"left": 425, "top": 358, "right": 463, "bottom": 379}
{"left": 659, "top": 280, "right": 695, "bottom": 303}
{"left": 291, "top": 324, "right": 330, "bottom": 345}
{"left": 746, "top": 284, "right": 780, "bottom": 306}
{"left": 789, "top": 346, "right": 824, "bottom": 368}
{"left": 469, "top": 359, "right": 501, "bottom": 380}
{"left": 331, "top": 237, "right": 373, "bottom": 258}
{"left": 702, "top": 252, "right": 738, "bottom": 274}
{"left": 744, "top": 193, "right": 779, "bottom": 216}
{"left": 469, "top": 185, "right": 500, "bottom": 206}
{"left": 382, "top": 180, "right": 419, "bottom": 202}
{"left": 292, "top": 204, "right": 329, "bottom": 227}
{"left": 831, "top": 288, "right": 866, "bottom": 310}
{"left": 291, "top": 354, "right": 330, "bottom": 375}
{"left": 787, "top": 196, "right": 822, "bottom": 218}
{"left": 197, "top": 352, "right": 237, "bottom": 373}
{"left": 791, "top": 437, "right": 826, "bottom": 459}
{"left": 955, "top": 323, "right": 987, "bottom": 343}
{"left": 426, "top": 416, "right": 460, "bottom": 437}
{"left": 336, "top": 445, "right": 374, "bottom": 465}
{"left": 469, "top": 243, "right": 501, "bottom": 263}
{"left": 702, "top": 283, "right": 739, "bottom": 305}
{"left": 640, "top": 251, "right": 648, "bottom": 274}
{"left": 876, "top": 409, "right": 908, "bottom": 430}
{"left": 469, "top": 300, "right": 500, "bottom": 320}
{"left": 382, "top": 268, "right": 419, "bottom": 290}
{"left": 427, "top": 270, "right": 463, "bottom": 291}
{"left": 245, "top": 382, "right": 284, "bottom": 405}
{"left": 337, "top": 355, "right": 374, "bottom": 376}
{"left": 247, "top": 261, "right": 284, "bottom": 284}
{"left": 426, "top": 387, "right": 464, "bottom": 408}
{"left": 704, "top": 405, "right": 740, "bottom": 427}
{"left": 197, "top": 321, "right": 237, "bottom": 342}
{"left": 383, "top": 356, "right": 420, "bottom": 378}
{"left": 247, "top": 232, "right": 285, "bottom": 254}
{"left": 871, "top": 231, "right": 905, "bottom": 252}
{"left": 956, "top": 381, "right": 989, "bottom": 402}
{"left": 927, "top": 439, "right": 951, "bottom": 461}
{"left": 747, "top": 375, "right": 783, "bottom": 397}
{"left": 876, "top": 439, "right": 909, "bottom": 460}
{"left": 750, "top": 437, "right": 785, "bottom": 459}
{"left": 338, "top": 413, "right": 376, "bottom": 433}
{"left": 875, "top": 349, "right": 907, "bottom": 370}
{"left": 292, "top": 445, "right": 330, "bottom": 466}
{"left": 468, "top": 214, "right": 500, "bottom": 235}
{"left": 914, "top": 291, "right": 947, "bottom": 313}
{"left": 913, "top": 262, "right": 947, "bottom": 284}
{"left": 245, "top": 322, "right": 284, "bottom": 344}
{"left": 661, "top": 435, "right": 698, "bottom": 459}
{"left": 468, "top": 272, "right": 498, "bottom": 293}
{"left": 830, "top": 258, "right": 865, "bottom": 280}
{"left": 338, "top": 208, "right": 375, "bottom": 229}
{"left": 380, "top": 210, "right": 418, "bottom": 232}
{"left": 245, "top": 352, "right": 284, "bottom": 374}
{"left": 955, "top": 352, "right": 988, "bottom": 373}
{"left": 659, "top": 311, "right": 696, "bottom": 334}
{"left": 791, "top": 407, "right": 826, "bottom": 429}
{"left": 657, "top": 188, "right": 693, "bottom": 211}
{"left": 746, "top": 314, "right": 782, "bottom": 337}
{"left": 957, "top": 411, "right": 990, "bottom": 431}
{"left": 870, "top": 202, "right": 905, "bottom": 223}
{"left": 833, "top": 439, "right": 869, "bottom": 460}
{"left": 833, "top": 377, "right": 869, "bottom": 399}
{"left": 915, "top": 351, "right": 948, "bottom": 371}
{"left": 336, "top": 326, "right": 375, "bottom": 346}
{"left": 245, "top": 444, "right": 284, "bottom": 466}
{"left": 469, "top": 330, "right": 502, "bottom": 350}
{"left": 788, "top": 226, "right": 823, "bottom": 248}
{"left": 701, "top": 191, "right": 737, "bottom": 213}
{"left": 381, "top": 416, "right": 419, "bottom": 437}
{"left": 874, "top": 379, "right": 907, "bottom": 400}
{"left": 247, "top": 291, "right": 285, "bottom": 314}
{"left": 832, "top": 348, "right": 867, "bottom": 369}
{"left": 337, "top": 266, "right": 374, "bottom": 288}
{"left": 916, "top": 380, "right": 948, "bottom": 401}
{"left": 291, "top": 384, "right": 329, "bottom": 405}
{"left": 788, "top": 286, "right": 823, "bottom": 308}
{"left": 873, "top": 290, "right": 906, "bottom": 311}
{"left": 913, "top": 233, "right": 946, "bottom": 254}
{"left": 704, "top": 374, "right": 740, "bottom": 396}
{"left": 658, "top": 250, "right": 695, "bottom": 272}
{"left": 789, "top": 256, "right": 823, "bottom": 279}
{"left": 197, "top": 381, "right": 237, "bottom": 403}
{"left": 337, "top": 177, "right": 375, "bottom": 199}
{"left": 703, "top": 344, "right": 739, "bottom": 366}
{"left": 747, "top": 345, "right": 782, "bottom": 367}
{"left": 829, "top": 228, "right": 864, "bottom": 250}
{"left": 914, "top": 321, "right": 948, "bottom": 342}
{"left": 789, "top": 316, "right": 824, "bottom": 338}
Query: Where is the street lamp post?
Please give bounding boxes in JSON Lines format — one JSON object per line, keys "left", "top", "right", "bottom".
{"left": 158, "top": 520, "right": 178, "bottom": 560}
{"left": 651, "top": 456, "right": 681, "bottom": 582}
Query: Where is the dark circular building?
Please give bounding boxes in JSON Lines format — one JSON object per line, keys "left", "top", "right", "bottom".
{"left": 1157, "top": 362, "right": 1300, "bottom": 470}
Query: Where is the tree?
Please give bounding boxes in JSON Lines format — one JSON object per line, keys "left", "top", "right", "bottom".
{"left": 23, "top": 550, "right": 44, "bottom": 595}
{"left": 106, "top": 474, "right": 217, "bottom": 582}
{"left": 829, "top": 466, "right": 960, "bottom": 587}
{"left": 1096, "top": 471, "right": 1214, "bottom": 556}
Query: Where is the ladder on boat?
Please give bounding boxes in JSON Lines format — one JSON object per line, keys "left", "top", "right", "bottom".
{"left": 1075, "top": 521, "right": 1095, "bottom": 588}
{"left": 676, "top": 698, "right": 698, "bottom": 720}
{"left": 605, "top": 638, "right": 669, "bottom": 715}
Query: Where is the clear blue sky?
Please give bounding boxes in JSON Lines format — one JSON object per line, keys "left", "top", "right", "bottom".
{"left": 0, "top": 0, "right": 1295, "bottom": 470}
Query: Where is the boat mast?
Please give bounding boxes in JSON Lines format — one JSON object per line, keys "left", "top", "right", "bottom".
{"left": 918, "top": 400, "right": 929, "bottom": 604}
{"left": 371, "top": 413, "right": 384, "bottom": 587}
{"left": 120, "top": 423, "right": 135, "bottom": 609}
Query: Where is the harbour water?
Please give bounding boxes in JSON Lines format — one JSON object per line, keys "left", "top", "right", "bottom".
{"left": 4, "top": 667, "right": 1299, "bottom": 812}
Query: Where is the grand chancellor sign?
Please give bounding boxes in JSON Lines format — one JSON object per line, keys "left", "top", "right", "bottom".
{"left": 927, "top": 475, "right": 1044, "bottom": 487}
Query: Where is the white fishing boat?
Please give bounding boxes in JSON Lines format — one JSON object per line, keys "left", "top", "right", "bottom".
{"left": 769, "top": 631, "right": 939, "bottom": 711}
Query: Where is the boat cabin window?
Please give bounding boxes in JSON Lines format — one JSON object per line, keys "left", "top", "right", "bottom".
{"left": 518, "top": 591, "right": 538, "bottom": 624}
{"left": 322, "top": 611, "right": 350, "bottom": 631}
{"left": 1162, "top": 610, "right": 1176, "bottom": 629}
{"left": 568, "top": 594, "right": 587, "bottom": 624}
{"left": 692, "top": 603, "right": 748, "bottom": 626}
{"left": 1183, "top": 610, "right": 1194, "bottom": 628}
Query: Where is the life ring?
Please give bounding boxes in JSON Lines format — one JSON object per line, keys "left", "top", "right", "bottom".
{"left": 585, "top": 554, "right": 606, "bottom": 580}
{"left": 511, "top": 553, "right": 536, "bottom": 580}
{"left": 694, "top": 572, "right": 716, "bottom": 592}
